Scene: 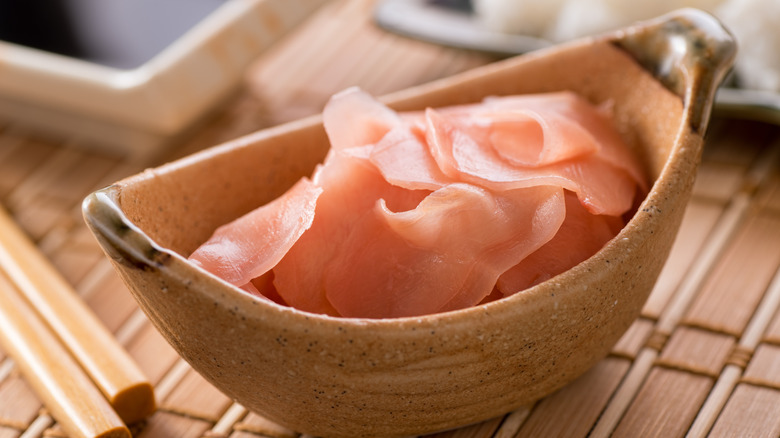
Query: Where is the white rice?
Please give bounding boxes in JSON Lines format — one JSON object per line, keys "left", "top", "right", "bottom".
{"left": 473, "top": 0, "right": 568, "bottom": 35}
{"left": 473, "top": 0, "right": 780, "bottom": 91}
{"left": 717, "top": 0, "right": 780, "bottom": 90}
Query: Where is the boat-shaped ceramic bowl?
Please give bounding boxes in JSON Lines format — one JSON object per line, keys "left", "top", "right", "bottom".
{"left": 83, "top": 9, "right": 734, "bottom": 438}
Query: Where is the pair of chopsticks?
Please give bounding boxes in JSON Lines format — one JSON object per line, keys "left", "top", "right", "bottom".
{"left": 0, "top": 206, "right": 155, "bottom": 438}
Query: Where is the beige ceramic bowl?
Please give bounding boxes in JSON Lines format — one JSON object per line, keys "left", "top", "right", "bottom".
{"left": 84, "top": 9, "right": 734, "bottom": 438}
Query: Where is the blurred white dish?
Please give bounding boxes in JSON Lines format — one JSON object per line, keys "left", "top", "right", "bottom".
{"left": 0, "top": 0, "right": 327, "bottom": 158}
{"left": 374, "top": 0, "right": 550, "bottom": 56}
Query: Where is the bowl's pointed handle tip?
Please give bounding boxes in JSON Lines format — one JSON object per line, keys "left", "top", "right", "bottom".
{"left": 615, "top": 8, "right": 737, "bottom": 133}
{"left": 83, "top": 188, "right": 171, "bottom": 272}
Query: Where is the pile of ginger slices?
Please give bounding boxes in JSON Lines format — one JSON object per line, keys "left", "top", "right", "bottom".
{"left": 189, "top": 88, "right": 646, "bottom": 319}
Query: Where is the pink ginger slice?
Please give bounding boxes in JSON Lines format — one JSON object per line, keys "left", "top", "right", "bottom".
{"left": 481, "top": 92, "right": 647, "bottom": 190}
{"left": 425, "top": 108, "right": 638, "bottom": 216}
{"left": 189, "top": 178, "right": 322, "bottom": 287}
{"left": 369, "top": 124, "right": 452, "bottom": 191}
{"left": 271, "top": 150, "right": 429, "bottom": 316}
{"left": 323, "top": 87, "right": 402, "bottom": 150}
{"left": 324, "top": 184, "right": 565, "bottom": 318}
{"left": 496, "top": 191, "right": 624, "bottom": 295}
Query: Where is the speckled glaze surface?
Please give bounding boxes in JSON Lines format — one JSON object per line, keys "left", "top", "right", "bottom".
{"left": 83, "top": 9, "right": 734, "bottom": 438}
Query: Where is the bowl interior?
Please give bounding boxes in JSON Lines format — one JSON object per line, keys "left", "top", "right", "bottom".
{"left": 116, "top": 39, "right": 682, "bottom": 259}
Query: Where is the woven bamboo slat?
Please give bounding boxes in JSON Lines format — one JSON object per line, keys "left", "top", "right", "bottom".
{"left": 1, "top": 1, "right": 780, "bottom": 436}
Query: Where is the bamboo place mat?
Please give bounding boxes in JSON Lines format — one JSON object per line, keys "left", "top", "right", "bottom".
{"left": 1, "top": 1, "right": 780, "bottom": 437}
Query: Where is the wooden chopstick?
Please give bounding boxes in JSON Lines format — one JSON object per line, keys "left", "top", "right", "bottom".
{"left": 0, "top": 206, "right": 156, "bottom": 424}
{"left": 0, "top": 271, "right": 130, "bottom": 438}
